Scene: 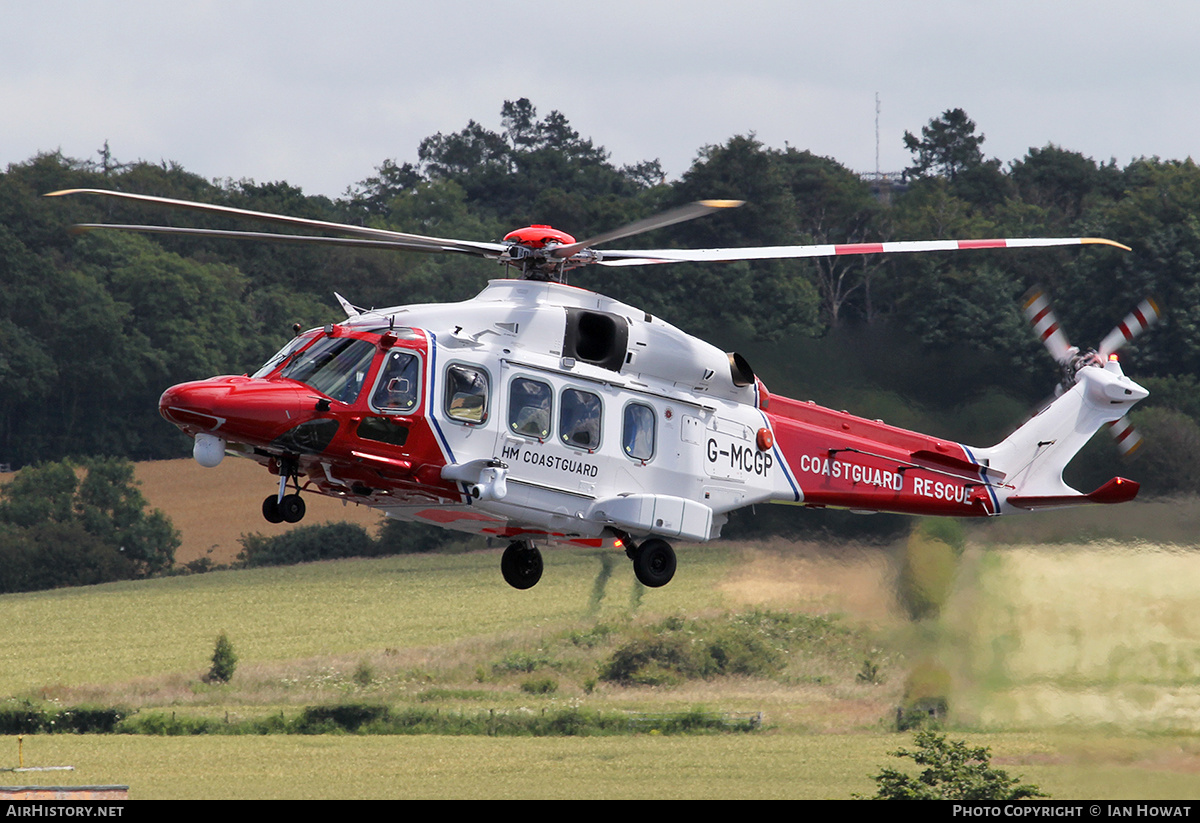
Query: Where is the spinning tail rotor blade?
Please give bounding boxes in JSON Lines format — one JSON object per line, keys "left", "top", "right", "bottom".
{"left": 1108, "top": 415, "right": 1144, "bottom": 458}
{"left": 1098, "top": 298, "right": 1161, "bottom": 358}
{"left": 1022, "top": 287, "right": 1075, "bottom": 364}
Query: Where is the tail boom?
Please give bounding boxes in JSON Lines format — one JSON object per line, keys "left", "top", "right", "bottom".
{"left": 763, "top": 359, "right": 1147, "bottom": 518}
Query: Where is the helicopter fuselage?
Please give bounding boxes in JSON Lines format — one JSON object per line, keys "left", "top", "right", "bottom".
{"left": 161, "top": 276, "right": 1145, "bottom": 574}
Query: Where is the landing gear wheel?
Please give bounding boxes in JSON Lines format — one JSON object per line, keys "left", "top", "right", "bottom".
{"left": 633, "top": 538, "right": 676, "bottom": 588}
{"left": 280, "top": 493, "right": 306, "bottom": 524}
{"left": 501, "top": 541, "right": 543, "bottom": 590}
{"left": 262, "top": 495, "right": 284, "bottom": 524}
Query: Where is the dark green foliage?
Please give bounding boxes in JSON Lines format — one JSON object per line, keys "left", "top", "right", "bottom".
{"left": 0, "top": 457, "right": 178, "bottom": 592}
{"left": 864, "top": 731, "right": 1047, "bottom": 800}
{"left": 238, "top": 522, "right": 376, "bottom": 567}
{"left": 492, "top": 651, "right": 554, "bottom": 675}
{"left": 117, "top": 704, "right": 757, "bottom": 737}
{"left": 600, "top": 611, "right": 855, "bottom": 686}
{"left": 1125, "top": 408, "right": 1200, "bottom": 495}
{"left": 205, "top": 632, "right": 237, "bottom": 684}
{"left": 238, "top": 519, "right": 461, "bottom": 568}
{"left": 903, "top": 109, "right": 989, "bottom": 183}
{"left": 294, "top": 703, "right": 390, "bottom": 733}
{"left": 374, "top": 518, "right": 458, "bottom": 554}
{"left": 0, "top": 701, "right": 126, "bottom": 734}
{"left": 519, "top": 677, "right": 559, "bottom": 695}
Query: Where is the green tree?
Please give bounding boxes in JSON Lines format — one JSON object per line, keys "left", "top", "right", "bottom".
{"left": 0, "top": 457, "right": 178, "bottom": 587}
{"left": 205, "top": 632, "right": 237, "bottom": 684}
{"left": 903, "top": 109, "right": 989, "bottom": 183}
{"left": 864, "top": 731, "right": 1047, "bottom": 800}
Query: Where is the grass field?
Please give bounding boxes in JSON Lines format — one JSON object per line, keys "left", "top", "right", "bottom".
{"left": 2, "top": 460, "right": 1200, "bottom": 798}
{"left": 12, "top": 732, "right": 1198, "bottom": 800}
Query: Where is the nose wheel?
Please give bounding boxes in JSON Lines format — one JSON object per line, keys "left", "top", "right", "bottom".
{"left": 262, "top": 460, "right": 306, "bottom": 524}
{"left": 501, "top": 541, "right": 543, "bottom": 590}
{"left": 263, "top": 493, "right": 306, "bottom": 524}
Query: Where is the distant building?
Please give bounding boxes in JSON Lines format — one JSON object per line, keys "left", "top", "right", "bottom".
{"left": 859, "top": 171, "right": 909, "bottom": 202}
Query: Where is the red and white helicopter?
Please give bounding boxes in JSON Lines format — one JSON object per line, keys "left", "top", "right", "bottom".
{"left": 48, "top": 189, "right": 1156, "bottom": 590}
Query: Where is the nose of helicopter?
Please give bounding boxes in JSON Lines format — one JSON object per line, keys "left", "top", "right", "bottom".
{"left": 159, "top": 376, "right": 308, "bottom": 441}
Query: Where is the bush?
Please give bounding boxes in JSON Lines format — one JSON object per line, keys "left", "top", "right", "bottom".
{"left": 205, "top": 632, "right": 237, "bottom": 683}
{"left": 294, "top": 704, "right": 391, "bottom": 733}
{"left": 863, "top": 730, "right": 1047, "bottom": 800}
{"left": 374, "top": 518, "right": 459, "bottom": 554}
{"left": 600, "top": 612, "right": 811, "bottom": 686}
{"left": 237, "top": 519, "right": 461, "bottom": 567}
{"left": 520, "top": 677, "right": 559, "bottom": 695}
{"left": 238, "top": 522, "right": 376, "bottom": 567}
{"left": 0, "top": 701, "right": 127, "bottom": 734}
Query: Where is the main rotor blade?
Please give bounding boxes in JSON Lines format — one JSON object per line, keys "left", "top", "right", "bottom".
{"left": 550, "top": 199, "right": 744, "bottom": 258}
{"left": 1098, "top": 298, "right": 1161, "bottom": 358}
{"left": 44, "top": 188, "right": 507, "bottom": 257}
{"left": 67, "top": 223, "right": 504, "bottom": 257}
{"left": 595, "top": 236, "right": 1131, "bottom": 267}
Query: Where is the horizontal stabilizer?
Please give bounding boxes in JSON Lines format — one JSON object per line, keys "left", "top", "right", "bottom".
{"left": 1006, "top": 477, "right": 1139, "bottom": 511}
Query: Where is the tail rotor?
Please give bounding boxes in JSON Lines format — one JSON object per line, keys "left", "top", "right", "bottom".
{"left": 1022, "top": 287, "right": 1159, "bottom": 457}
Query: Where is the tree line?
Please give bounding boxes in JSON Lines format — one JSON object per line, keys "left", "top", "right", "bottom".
{"left": 2, "top": 100, "right": 1199, "bottom": 496}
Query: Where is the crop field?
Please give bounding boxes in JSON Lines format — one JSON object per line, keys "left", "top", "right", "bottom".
{"left": 1, "top": 460, "right": 1199, "bottom": 798}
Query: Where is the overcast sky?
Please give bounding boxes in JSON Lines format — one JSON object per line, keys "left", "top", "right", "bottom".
{"left": 4, "top": 1, "right": 1199, "bottom": 200}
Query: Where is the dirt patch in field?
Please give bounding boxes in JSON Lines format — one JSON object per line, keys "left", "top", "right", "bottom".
{"left": 134, "top": 458, "right": 384, "bottom": 566}
{"left": 716, "top": 539, "right": 902, "bottom": 624}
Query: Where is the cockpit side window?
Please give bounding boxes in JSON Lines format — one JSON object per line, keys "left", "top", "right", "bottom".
{"left": 560, "top": 388, "right": 602, "bottom": 449}
{"left": 281, "top": 337, "right": 376, "bottom": 404}
{"left": 508, "top": 378, "right": 552, "bottom": 439}
{"left": 370, "top": 350, "right": 420, "bottom": 414}
{"left": 445, "top": 364, "right": 489, "bottom": 424}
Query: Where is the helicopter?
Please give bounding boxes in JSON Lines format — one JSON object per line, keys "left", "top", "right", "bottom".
{"left": 46, "top": 188, "right": 1155, "bottom": 590}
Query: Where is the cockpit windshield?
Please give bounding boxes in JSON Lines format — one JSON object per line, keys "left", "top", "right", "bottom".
{"left": 280, "top": 336, "right": 377, "bottom": 404}
{"left": 252, "top": 332, "right": 318, "bottom": 379}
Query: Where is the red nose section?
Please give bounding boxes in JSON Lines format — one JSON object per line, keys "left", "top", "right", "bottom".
{"left": 159, "top": 376, "right": 308, "bottom": 446}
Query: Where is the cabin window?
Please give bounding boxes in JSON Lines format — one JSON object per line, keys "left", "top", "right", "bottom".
{"left": 370, "top": 350, "right": 420, "bottom": 414}
{"left": 281, "top": 337, "right": 376, "bottom": 404}
{"left": 444, "top": 364, "right": 489, "bottom": 424}
{"left": 508, "top": 378, "right": 552, "bottom": 439}
{"left": 560, "top": 388, "right": 602, "bottom": 449}
{"left": 622, "top": 402, "right": 656, "bottom": 462}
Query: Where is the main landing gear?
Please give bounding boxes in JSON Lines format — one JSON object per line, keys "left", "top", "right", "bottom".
{"left": 262, "top": 459, "right": 306, "bottom": 524}
{"left": 626, "top": 537, "right": 677, "bottom": 588}
{"left": 501, "top": 540, "right": 543, "bottom": 590}
{"left": 499, "top": 535, "right": 678, "bottom": 591}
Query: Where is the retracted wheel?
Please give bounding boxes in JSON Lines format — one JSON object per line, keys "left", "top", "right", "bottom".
{"left": 501, "top": 541, "right": 543, "bottom": 590}
{"left": 262, "top": 495, "right": 284, "bottom": 524}
{"left": 633, "top": 538, "right": 676, "bottom": 588}
{"left": 280, "top": 493, "right": 306, "bottom": 524}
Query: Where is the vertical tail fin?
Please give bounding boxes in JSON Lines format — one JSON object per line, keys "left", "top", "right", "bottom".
{"left": 972, "top": 360, "right": 1147, "bottom": 511}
